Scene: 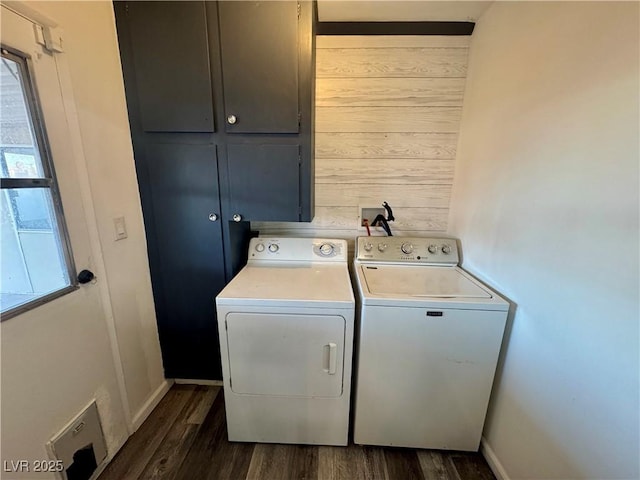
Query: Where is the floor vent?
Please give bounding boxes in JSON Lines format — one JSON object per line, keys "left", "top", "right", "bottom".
{"left": 47, "top": 401, "right": 107, "bottom": 480}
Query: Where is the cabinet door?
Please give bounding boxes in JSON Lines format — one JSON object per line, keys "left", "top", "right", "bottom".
{"left": 227, "top": 144, "right": 300, "bottom": 221}
{"left": 218, "top": 1, "right": 299, "bottom": 133}
{"left": 127, "top": 1, "right": 214, "bottom": 132}
{"left": 146, "top": 143, "right": 225, "bottom": 379}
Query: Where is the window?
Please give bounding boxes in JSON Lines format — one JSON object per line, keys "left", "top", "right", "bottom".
{"left": 1, "top": 47, "right": 76, "bottom": 319}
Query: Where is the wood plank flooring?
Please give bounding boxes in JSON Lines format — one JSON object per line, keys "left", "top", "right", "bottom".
{"left": 99, "top": 385, "right": 496, "bottom": 480}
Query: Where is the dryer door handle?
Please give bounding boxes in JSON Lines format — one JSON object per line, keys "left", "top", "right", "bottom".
{"left": 325, "top": 343, "right": 337, "bottom": 375}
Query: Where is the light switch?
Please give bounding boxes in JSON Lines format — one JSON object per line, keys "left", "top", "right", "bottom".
{"left": 114, "top": 216, "right": 127, "bottom": 241}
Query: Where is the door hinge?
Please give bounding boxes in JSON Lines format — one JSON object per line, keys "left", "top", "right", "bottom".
{"left": 229, "top": 377, "right": 232, "bottom": 388}
{"left": 34, "top": 25, "right": 46, "bottom": 47}
{"left": 298, "top": 154, "right": 302, "bottom": 166}
{"left": 298, "top": 112, "right": 301, "bottom": 127}
{"left": 297, "top": 2, "right": 301, "bottom": 19}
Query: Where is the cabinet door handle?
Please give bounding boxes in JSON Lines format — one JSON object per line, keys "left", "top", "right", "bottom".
{"left": 232, "top": 214, "right": 242, "bottom": 222}
{"left": 208, "top": 213, "right": 218, "bottom": 222}
{"left": 226, "top": 114, "right": 237, "bottom": 125}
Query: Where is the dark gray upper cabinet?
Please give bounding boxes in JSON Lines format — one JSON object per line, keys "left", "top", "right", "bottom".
{"left": 227, "top": 144, "right": 300, "bottom": 221}
{"left": 218, "top": 2, "right": 299, "bottom": 134}
{"left": 127, "top": 2, "right": 214, "bottom": 132}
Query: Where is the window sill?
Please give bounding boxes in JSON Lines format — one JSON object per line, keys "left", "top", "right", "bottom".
{"left": 0, "top": 284, "right": 80, "bottom": 322}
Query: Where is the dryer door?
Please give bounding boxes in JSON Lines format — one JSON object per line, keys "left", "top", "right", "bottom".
{"left": 225, "top": 312, "right": 346, "bottom": 397}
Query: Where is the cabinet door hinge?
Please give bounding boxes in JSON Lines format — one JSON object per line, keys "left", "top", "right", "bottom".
{"left": 298, "top": 112, "right": 301, "bottom": 127}
{"left": 298, "top": 154, "right": 302, "bottom": 166}
{"left": 297, "top": 2, "right": 301, "bottom": 19}
{"left": 225, "top": 320, "right": 228, "bottom": 331}
{"left": 229, "top": 377, "right": 232, "bottom": 388}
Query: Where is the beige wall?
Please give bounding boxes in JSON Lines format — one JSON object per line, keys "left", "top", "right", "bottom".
{"left": 317, "top": 1, "right": 491, "bottom": 22}
{"left": 448, "top": 2, "right": 639, "bottom": 478}
{"left": 254, "top": 35, "right": 470, "bottom": 245}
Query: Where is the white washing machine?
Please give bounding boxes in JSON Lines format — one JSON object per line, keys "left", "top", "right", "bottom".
{"left": 216, "top": 237, "right": 355, "bottom": 446}
{"left": 353, "top": 236, "right": 508, "bottom": 451}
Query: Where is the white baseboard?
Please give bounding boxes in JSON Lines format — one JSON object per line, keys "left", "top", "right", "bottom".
{"left": 174, "top": 378, "right": 223, "bottom": 386}
{"left": 131, "top": 379, "right": 173, "bottom": 431}
{"left": 481, "top": 437, "right": 510, "bottom": 480}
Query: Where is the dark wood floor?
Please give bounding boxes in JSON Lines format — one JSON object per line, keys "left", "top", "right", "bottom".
{"left": 99, "top": 385, "right": 496, "bottom": 480}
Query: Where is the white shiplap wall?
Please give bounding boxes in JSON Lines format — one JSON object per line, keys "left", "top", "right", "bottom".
{"left": 253, "top": 35, "right": 469, "bottom": 244}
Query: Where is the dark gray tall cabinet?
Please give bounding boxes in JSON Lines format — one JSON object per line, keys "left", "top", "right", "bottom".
{"left": 114, "top": 1, "right": 315, "bottom": 380}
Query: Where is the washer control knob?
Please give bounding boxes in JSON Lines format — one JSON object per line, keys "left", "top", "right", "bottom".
{"left": 268, "top": 243, "right": 279, "bottom": 253}
{"left": 255, "top": 243, "right": 265, "bottom": 252}
{"left": 401, "top": 242, "right": 414, "bottom": 254}
{"left": 319, "top": 243, "right": 334, "bottom": 256}
{"left": 441, "top": 244, "right": 452, "bottom": 254}
{"left": 364, "top": 242, "right": 373, "bottom": 252}
{"left": 428, "top": 244, "right": 438, "bottom": 254}
{"left": 378, "top": 243, "right": 388, "bottom": 252}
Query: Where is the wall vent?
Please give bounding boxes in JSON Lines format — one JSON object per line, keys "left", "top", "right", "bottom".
{"left": 47, "top": 401, "right": 107, "bottom": 480}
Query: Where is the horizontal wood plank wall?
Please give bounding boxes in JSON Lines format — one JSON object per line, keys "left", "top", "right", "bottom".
{"left": 253, "top": 35, "right": 469, "bottom": 250}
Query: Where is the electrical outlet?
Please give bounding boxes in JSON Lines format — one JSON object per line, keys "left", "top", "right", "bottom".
{"left": 360, "top": 207, "right": 385, "bottom": 227}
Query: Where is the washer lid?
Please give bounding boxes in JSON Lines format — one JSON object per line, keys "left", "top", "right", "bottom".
{"left": 361, "top": 264, "right": 492, "bottom": 299}
{"left": 216, "top": 263, "right": 355, "bottom": 308}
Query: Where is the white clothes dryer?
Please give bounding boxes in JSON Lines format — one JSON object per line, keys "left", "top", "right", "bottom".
{"left": 216, "top": 237, "right": 355, "bottom": 446}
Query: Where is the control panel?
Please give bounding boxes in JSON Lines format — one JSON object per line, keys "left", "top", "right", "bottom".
{"left": 248, "top": 237, "right": 347, "bottom": 263}
{"left": 356, "top": 236, "right": 459, "bottom": 265}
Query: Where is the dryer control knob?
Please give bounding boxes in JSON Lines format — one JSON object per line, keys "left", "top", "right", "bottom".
{"left": 364, "top": 242, "right": 373, "bottom": 252}
{"left": 268, "top": 243, "right": 279, "bottom": 253}
{"left": 401, "top": 242, "right": 414, "bottom": 254}
{"left": 319, "top": 243, "right": 334, "bottom": 256}
{"left": 378, "top": 243, "right": 388, "bottom": 252}
{"left": 428, "top": 244, "right": 438, "bottom": 254}
{"left": 255, "top": 243, "right": 265, "bottom": 252}
{"left": 441, "top": 244, "right": 452, "bottom": 254}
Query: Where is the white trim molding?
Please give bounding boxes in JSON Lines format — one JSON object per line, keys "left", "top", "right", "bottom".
{"left": 131, "top": 380, "right": 173, "bottom": 432}
{"left": 3, "top": 0, "right": 58, "bottom": 26}
{"left": 174, "top": 379, "right": 224, "bottom": 387}
{"left": 481, "top": 437, "right": 510, "bottom": 480}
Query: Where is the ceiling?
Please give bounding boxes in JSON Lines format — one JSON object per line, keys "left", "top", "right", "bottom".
{"left": 317, "top": 1, "right": 493, "bottom": 22}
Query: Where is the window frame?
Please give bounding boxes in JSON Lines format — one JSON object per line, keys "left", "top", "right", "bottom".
{"left": 0, "top": 45, "right": 78, "bottom": 320}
